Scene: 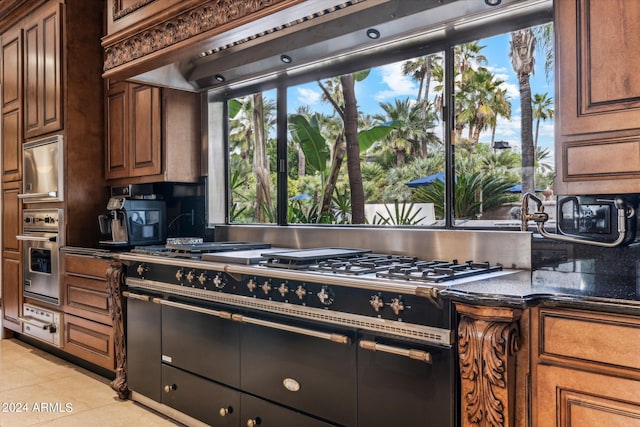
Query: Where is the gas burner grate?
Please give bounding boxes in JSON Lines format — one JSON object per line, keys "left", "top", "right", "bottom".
{"left": 376, "top": 259, "right": 502, "bottom": 283}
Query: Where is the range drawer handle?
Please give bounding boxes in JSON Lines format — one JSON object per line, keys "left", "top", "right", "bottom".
{"left": 231, "top": 314, "right": 350, "bottom": 344}
{"left": 359, "top": 340, "right": 432, "bottom": 364}
{"left": 122, "top": 291, "right": 150, "bottom": 302}
{"left": 155, "top": 298, "right": 232, "bottom": 320}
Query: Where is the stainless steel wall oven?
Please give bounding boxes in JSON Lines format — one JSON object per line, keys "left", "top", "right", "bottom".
{"left": 17, "top": 209, "right": 63, "bottom": 305}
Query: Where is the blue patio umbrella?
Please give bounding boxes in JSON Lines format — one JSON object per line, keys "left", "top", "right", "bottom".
{"left": 405, "top": 172, "right": 446, "bottom": 188}
{"left": 507, "top": 184, "right": 543, "bottom": 193}
{"left": 289, "top": 193, "right": 311, "bottom": 201}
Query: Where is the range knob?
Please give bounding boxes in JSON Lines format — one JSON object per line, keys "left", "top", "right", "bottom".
{"left": 369, "top": 294, "right": 384, "bottom": 312}
{"left": 136, "top": 264, "right": 148, "bottom": 277}
{"left": 295, "top": 284, "right": 307, "bottom": 300}
{"left": 247, "top": 278, "right": 257, "bottom": 293}
{"left": 278, "top": 282, "right": 289, "bottom": 297}
{"left": 186, "top": 270, "right": 196, "bottom": 284}
{"left": 317, "top": 285, "right": 334, "bottom": 306}
{"left": 198, "top": 272, "right": 208, "bottom": 286}
{"left": 389, "top": 297, "right": 405, "bottom": 316}
{"left": 261, "top": 280, "right": 272, "bottom": 295}
{"left": 213, "top": 274, "right": 224, "bottom": 289}
{"left": 175, "top": 269, "right": 184, "bottom": 281}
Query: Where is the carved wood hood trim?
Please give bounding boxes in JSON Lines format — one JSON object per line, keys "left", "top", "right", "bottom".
{"left": 103, "top": 0, "right": 365, "bottom": 77}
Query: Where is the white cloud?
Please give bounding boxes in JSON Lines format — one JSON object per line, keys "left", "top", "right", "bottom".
{"left": 374, "top": 63, "right": 417, "bottom": 101}
{"left": 297, "top": 87, "right": 321, "bottom": 105}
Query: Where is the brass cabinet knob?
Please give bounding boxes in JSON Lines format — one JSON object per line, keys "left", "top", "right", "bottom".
{"left": 219, "top": 407, "right": 231, "bottom": 417}
{"left": 247, "top": 419, "right": 259, "bottom": 427}
{"left": 163, "top": 384, "right": 176, "bottom": 393}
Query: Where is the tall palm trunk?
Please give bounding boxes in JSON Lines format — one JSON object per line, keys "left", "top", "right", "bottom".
{"left": 320, "top": 134, "right": 345, "bottom": 219}
{"left": 252, "top": 93, "right": 272, "bottom": 221}
{"left": 340, "top": 74, "right": 365, "bottom": 224}
{"left": 510, "top": 29, "right": 536, "bottom": 194}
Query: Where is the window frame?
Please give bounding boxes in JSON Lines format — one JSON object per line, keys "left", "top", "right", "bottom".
{"left": 208, "top": 5, "right": 553, "bottom": 229}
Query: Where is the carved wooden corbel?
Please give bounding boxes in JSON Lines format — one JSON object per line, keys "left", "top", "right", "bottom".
{"left": 456, "top": 303, "right": 522, "bottom": 427}
{"left": 106, "top": 260, "right": 129, "bottom": 400}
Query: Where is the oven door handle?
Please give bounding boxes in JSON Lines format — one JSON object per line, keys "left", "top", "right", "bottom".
{"left": 153, "top": 298, "right": 233, "bottom": 320}
{"left": 232, "top": 314, "right": 350, "bottom": 345}
{"left": 359, "top": 340, "right": 432, "bottom": 364}
{"left": 16, "top": 235, "right": 57, "bottom": 242}
{"left": 122, "top": 291, "right": 152, "bottom": 302}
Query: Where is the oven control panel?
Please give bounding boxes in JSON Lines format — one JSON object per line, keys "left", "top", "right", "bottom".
{"left": 22, "top": 209, "right": 61, "bottom": 232}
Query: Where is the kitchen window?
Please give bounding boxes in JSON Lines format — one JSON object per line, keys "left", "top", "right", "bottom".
{"left": 211, "top": 6, "right": 554, "bottom": 229}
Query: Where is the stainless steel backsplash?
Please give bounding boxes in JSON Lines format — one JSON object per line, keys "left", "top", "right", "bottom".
{"left": 216, "top": 226, "right": 532, "bottom": 270}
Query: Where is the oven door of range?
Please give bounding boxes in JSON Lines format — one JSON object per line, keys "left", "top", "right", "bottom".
{"left": 16, "top": 232, "right": 59, "bottom": 305}
{"left": 357, "top": 333, "right": 457, "bottom": 427}
{"left": 238, "top": 312, "right": 357, "bottom": 427}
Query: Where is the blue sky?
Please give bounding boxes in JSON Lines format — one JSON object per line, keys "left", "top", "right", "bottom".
{"left": 286, "top": 29, "right": 555, "bottom": 162}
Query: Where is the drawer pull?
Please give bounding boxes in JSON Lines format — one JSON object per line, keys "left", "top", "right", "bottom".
{"left": 122, "top": 291, "right": 150, "bottom": 302}
{"left": 163, "top": 384, "right": 177, "bottom": 393}
{"left": 359, "top": 340, "right": 432, "bottom": 364}
{"left": 219, "top": 406, "right": 233, "bottom": 417}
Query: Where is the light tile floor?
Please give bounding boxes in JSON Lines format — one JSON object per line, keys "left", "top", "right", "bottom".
{"left": 0, "top": 338, "right": 181, "bottom": 427}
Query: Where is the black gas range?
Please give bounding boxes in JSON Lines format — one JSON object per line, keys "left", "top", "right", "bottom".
{"left": 121, "top": 243, "right": 518, "bottom": 427}
{"left": 120, "top": 243, "right": 515, "bottom": 346}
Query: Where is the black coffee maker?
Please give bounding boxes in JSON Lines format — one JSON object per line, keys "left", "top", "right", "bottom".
{"left": 99, "top": 197, "right": 167, "bottom": 247}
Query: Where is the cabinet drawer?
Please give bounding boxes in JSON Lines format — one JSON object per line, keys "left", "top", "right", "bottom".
{"left": 64, "top": 254, "right": 108, "bottom": 279}
{"left": 63, "top": 274, "right": 110, "bottom": 324}
{"left": 536, "top": 308, "right": 640, "bottom": 376}
{"left": 63, "top": 313, "right": 114, "bottom": 371}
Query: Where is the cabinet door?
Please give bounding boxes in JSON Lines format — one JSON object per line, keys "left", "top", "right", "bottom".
{"left": 105, "top": 81, "right": 129, "bottom": 179}
{"left": 2, "top": 181, "right": 21, "bottom": 253}
{"left": 1, "top": 25, "right": 22, "bottom": 182}
{"left": 129, "top": 84, "right": 161, "bottom": 177}
{"left": 2, "top": 181, "right": 21, "bottom": 332}
{"left": 555, "top": 0, "right": 640, "bottom": 193}
{"left": 24, "top": 1, "right": 62, "bottom": 139}
{"left": 63, "top": 313, "right": 115, "bottom": 371}
{"left": 2, "top": 254, "right": 21, "bottom": 332}
{"left": 536, "top": 364, "right": 640, "bottom": 427}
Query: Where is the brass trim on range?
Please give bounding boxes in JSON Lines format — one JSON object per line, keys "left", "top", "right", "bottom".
{"left": 359, "top": 340, "right": 432, "bottom": 364}
{"left": 126, "top": 278, "right": 454, "bottom": 346}
{"left": 231, "top": 314, "right": 350, "bottom": 345}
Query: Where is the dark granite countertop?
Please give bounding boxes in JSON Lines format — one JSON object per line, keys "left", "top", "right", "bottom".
{"left": 441, "top": 238, "right": 640, "bottom": 315}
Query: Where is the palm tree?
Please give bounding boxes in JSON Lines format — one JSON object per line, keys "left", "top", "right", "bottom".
{"left": 373, "top": 98, "right": 429, "bottom": 167}
{"left": 509, "top": 28, "right": 536, "bottom": 194}
{"left": 487, "top": 87, "right": 511, "bottom": 147}
{"left": 532, "top": 92, "right": 554, "bottom": 149}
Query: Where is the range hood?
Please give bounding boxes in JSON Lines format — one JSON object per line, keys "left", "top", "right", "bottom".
{"left": 121, "top": 0, "right": 552, "bottom": 94}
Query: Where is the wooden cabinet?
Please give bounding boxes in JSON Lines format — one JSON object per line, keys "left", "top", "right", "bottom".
{"left": 61, "top": 253, "right": 114, "bottom": 371}
{"left": 555, "top": 0, "right": 640, "bottom": 194}
{"left": 532, "top": 307, "right": 640, "bottom": 426}
{"left": 1, "top": 24, "right": 22, "bottom": 182}
{"left": 1, "top": 181, "right": 22, "bottom": 334}
{"left": 23, "top": 1, "right": 61, "bottom": 139}
{"left": 105, "top": 81, "right": 201, "bottom": 183}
